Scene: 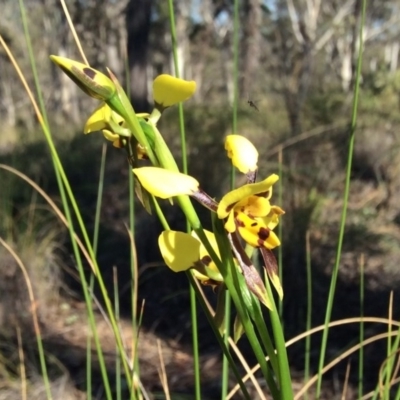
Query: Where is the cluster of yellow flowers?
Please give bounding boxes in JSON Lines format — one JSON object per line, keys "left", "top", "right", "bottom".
{"left": 50, "top": 55, "right": 285, "bottom": 308}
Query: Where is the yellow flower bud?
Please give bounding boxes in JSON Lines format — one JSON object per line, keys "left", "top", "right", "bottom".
{"left": 153, "top": 74, "right": 196, "bottom": 110}
{"left": 225, "top": 135, "right": 259, "bottom": 173}
{"left": 50, "top": 55, "right": 116, "bottom": 101}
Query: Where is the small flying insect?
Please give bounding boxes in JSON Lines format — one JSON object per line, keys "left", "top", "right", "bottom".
{"left": 247, "top": 98, "right": 259, "bottom": 112}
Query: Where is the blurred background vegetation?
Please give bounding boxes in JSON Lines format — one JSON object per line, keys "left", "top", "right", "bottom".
{"left": 1, "top": 0, "right": 400, "bottom": 398}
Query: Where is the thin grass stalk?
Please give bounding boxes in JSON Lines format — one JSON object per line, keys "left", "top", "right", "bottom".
{"left": 211, "top": 216, "right": 280, "bottom": 398}
{"left": 264, "top": 277, "right": 293, "bottom": 399}
{"left": 16, "top": 1, "right": 108, "bottom": 397}
{"left": 13, "top": 1, "right": 119, "bottom": 394}
{"left": 304, "top": 230, "right": 312, "bottom": 399}
{"left": 123, "top": 47, "right": 140, "bottom": 400}
{"left": 298, "top": 331, "right": 400, "bottom": 399}
{"left": 277, "top": 147, "right": 283, "bottom": 319}
{"left": 2, "top": 34, "right": 128, "bottom": 397}
{"left": 167, "top": 2, "right": 201, "bottom": 399}
{"left": 114, "top": 267, "right": 122, "bottom": 400}
{"left": 381, "top": 294, "right": 400, "bottom": 399}
{"left": 128, "top": 169, "right": 140, "bottom": 400}
{"left": 382, "top": 292, "right": 394, "bottom": 399}
{"left": 86, "top": 143, "right": 107, "bottom": 399}
{"left": 62, "top": 191, "right": 113, "bottom": 400}
{"left": 186, "top": 273, "right": 253, "bottom": 400}
{"left": 221, "top": 0, "right": 241, "bottom": 395}
{"left": 358, "top": 254, "right": 365, "bottom": 398}
{"left": 396, "top": 382, "right": 400, "bottom": 400}
{"left": 16, "top": 326, "right": 27, "bottom": 400}
{"left": 251, "top": 305, "right": 279, "bottom": 376}
{"left": 0, "top": 239, "right": 53, "bottom": 400}
{"left": 315, "top": 0, "right": 367, "bottom": 395}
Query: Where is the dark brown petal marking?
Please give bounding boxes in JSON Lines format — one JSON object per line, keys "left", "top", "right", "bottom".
{"left": 257, "top": 227, "right": 270, "bottom": 246}
{"left": 201, "top": 255, "right": 212, "bottom": 266}
{"left": 236, "top": 218, "right": 245, "bottom": 228}
{"left": 225, "top": 203, "right": 236, "bottom": 213}
{"left": 83, "top": 67, "right": 96, "bottom": 79}
{"left": 251, "top": 222, "right": 258, "bottom": 227}
{"left": 256, "top": 190, "right": 270, "bottom": 198}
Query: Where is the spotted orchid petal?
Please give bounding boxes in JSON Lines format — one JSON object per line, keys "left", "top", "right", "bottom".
{"left": 235, "top": 212, "right": 281, "bottom": 249}
{"left": 217, "top": 174, "right": 279, "bottom": 219}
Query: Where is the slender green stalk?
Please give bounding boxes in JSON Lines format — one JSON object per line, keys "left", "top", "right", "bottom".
{"left": 17, "top": 1, "right": 113, "bottom": 397}
{"left": 13, "top": 10, "right": 131, "bottom": 390}
{"left": 264, "top": 278, "right": 293, "bottom": 399}
{"left": 358, "top": 255, "right": 365, "bottom": 398}
{"left": 277, "top": 148, "right": 284, "bottom": 319}
{"left": 221, "top": 289, "right": 231, "bottom": 400}
{"left": 211, "top": 215, "right": 280, "bottom": 398}
{"left": 222, "top": 0, "right": 240, "bottom": 395}
{"left": 304, "top": 230, "right": 312, "bottom": 400}
{"left": 92, "top": 144, "right": 107, "bottom": 257}
{"left": 62, "top": 184, "right": 113, "bottom": 400}
{"left": 114, "top": 267, "right": 122, "bottom": 400}
{"left": 186, "top": 273, "right": 252, "bottom": 400}
{"left": 250, "top": 300, "right": 279, "bottom": 376}
{"left": 128, "top": 169, "right": 140, "bottom": 400}
{"left": 167, "top": 2, "right": 201, "bottom": 398}
{"left": 86, "top": 143, "right": 107, "bottom": 399}
{"left": 316, "top": 0, "right": 367, "bottom": 396}
{"left": 18, "top": 4, "right": 53, "bottom": 398}
{"left": 124, "top": 47, "right": 140, "bottom": 400}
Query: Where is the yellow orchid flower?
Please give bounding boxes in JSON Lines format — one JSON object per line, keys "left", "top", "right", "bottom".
{"left": 84, "top": 103, "right": 150, "bottom": 153}
{"left": 153, "top": 74, "right": 196, "bottom": 111}
{"left": 84, "top": 102, "right": 129, "bottom": 147}
{"left": 225, "top": 135, "right": 258, "bottom": 173}
{"left": 158, "top": 230, "right": 223, "bottom": 284}
{"left": 132, "top": 167, "right": 199, "bottom": 199}
{"left": 217, "top": 174, "right": 284, "bottom": 250}
{"left": 50, "top": 55, "right": 116, "bottom": 101}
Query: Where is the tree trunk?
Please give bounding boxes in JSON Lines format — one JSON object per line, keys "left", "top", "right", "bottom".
{"left": 240, "top": 0, "right": 262, "bottom": 97}
{"left": 126, "top": 0, "right": 152, "bottom": 112}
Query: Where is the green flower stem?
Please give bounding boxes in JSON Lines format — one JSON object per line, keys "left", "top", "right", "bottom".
{"left": 106, "top": 74, "right": 158, "bottom": 166}
{"left": 167, "top": 5, "right": 199, "bottom": 395}
{"left": 186, "top": 272, "right": 252, "bottom": 400}
{"left": 148, "top": 108, "right": 162, "bottom": 125}
{"left": 358, "top": 256, "right": 364, "bottom": 399}
{"left": 211, "top": 215, "right": 280, "bottom": 398}
{"left": 250, "top": 297, "right": 279, "bottom": 374}
{"left": 148, "top": 122, "right": 181, "bottom": 172}
{"left": 264, "top": 277, "right": 293, "bottom": 398}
